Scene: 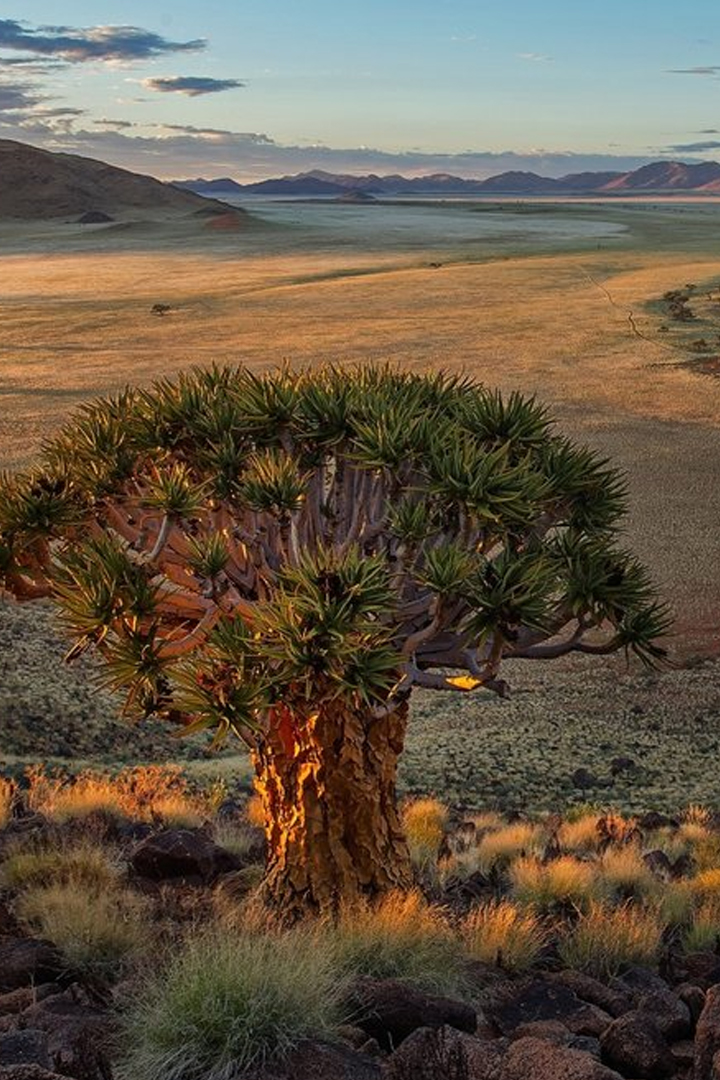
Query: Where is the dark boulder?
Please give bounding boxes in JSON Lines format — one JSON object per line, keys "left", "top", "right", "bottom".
{"left": 130, "top": 827, "right": 240, "bottom": 882}
{"left": 500, "top": 1036, "right": 624, "bottom": 1079}
{"left": 77, "top": 211, "right": 114, "bottom": 224}
{"left": 0, "top": 942, "right": 63, "bottom": 993}
{"left": 599, "top": 1010, "right": 676, "bottom": 1078}
{"left": 345, "top": 977, "right": 477, "bottom": 1049}
{"left": 490, "top": 979, "right": 613, "bottom": 1038}
{"left": 386, "top": 1025, "right": 505, "bottom": 1080}
{"left": 249, "top": 1039, "right": 382, "bottom": 1079}
{"left": 0, "top": 1033, "right": 50, "bottom": 1071}
{"left": 636, "top": 988, "right": 691, "bottom": 1040}
{"left": 695, "top": 984, "right": 720, "bottom": 1080}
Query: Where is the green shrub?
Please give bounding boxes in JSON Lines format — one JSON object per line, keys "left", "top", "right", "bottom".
{"left": 118, "top": 929, "right": 341, "bottom": 1080}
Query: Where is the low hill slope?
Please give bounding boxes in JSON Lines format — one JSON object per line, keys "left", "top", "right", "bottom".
{"left": 0, "top": 139, "right": 234, "bottom": 220}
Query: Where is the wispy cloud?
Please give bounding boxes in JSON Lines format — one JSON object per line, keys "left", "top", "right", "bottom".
{"left": 668, "top": 65, "right": 720, "bottom": 76}
{"left": 142, "top": 76, "right": 244, "bottom": 96}
{"left": 94, "top": 118, "right": 135, "bottom": 129}
{"left": 668, "top": 140, "right": 720, "bottom": 151}
{"left": 517, "top": 52, "right": 553, "bottom": 62}
{"left": 0, "top": 19, "right": 204, "bottom": 63}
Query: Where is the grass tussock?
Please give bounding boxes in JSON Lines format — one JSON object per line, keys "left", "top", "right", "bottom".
{"left": 1, "top": 839, "right": 122, "bottom": 892}
{"left": 25, "top": 764, "right": 209, "bottom": 826}
{"left": 558, "top": 902, "right": 663, "bottom": 978}
{"left": 682, "top": 900, "right": 720, "bottom": 953}
{"left": 510, "top": 855, "right": 597, "bottom": 910}
{"left": 18, "top": 881, "right": 147, "bottom": 978}
{"left": 118, "top": 929, "right": 341, "bottom": 1080}
{"left": 329, "top": 889, "right": 467, "bottom": 995}
{"left": 403, "top": 797, "right": 449, "bottom": 872}
{"left": 463, "top": 899, "right": 548, "bottom": 972}
{"left": 598, "top": 845, "right": 657, "bottom": 900}
{"left": 474, "top": 821, "right": 544, "bottom": 875}
{"left": 0, "top": 777, "right": 16, "bottom": 828}
{"left": 556, "top": 814, "right": 604, "bottom": 853}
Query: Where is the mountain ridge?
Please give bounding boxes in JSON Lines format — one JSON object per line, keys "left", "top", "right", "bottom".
{"left": 175, "top": 160, "right": 720, "bottom": 198}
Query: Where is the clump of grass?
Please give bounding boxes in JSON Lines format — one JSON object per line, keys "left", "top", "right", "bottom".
{"left": 18, "top": 882, "right": 147, "bottom": 978}
{"left": 402, "top": 797, "right": 448, "bottom": 874}
{"left": 212, "top": 820, "right": 259, "bottom": 860}
{"left": 463, "top": 899, "right": 547, "bottom": 973}
{"left": 598, "top": 845, "right": 657, "bottom": 900}
{"left": 25, "top": 765, "right": 208, "bottom": 825}
{"left": 2, "top": 839, "right": 123, "bottom": 892}
{"left": 118, "top": 929, "right": 341, "bottom": 1080}
{"left": 682, "top": 900, "right": 720, "bottom": 953}
{"left": 510, "top": 855, "right": 597, "bottom": 910}
{"left": 329, "top": 889, "right": 466, "bottom": 995}
{"left": 656, "top": 882, "right": 694, "bottom": 928}
{"left": 557, "top": 814, "right": 603, "bottom": 853}
{"left": 0, "top": 777, "right": 16, "bottom": 828}
{"left": 475, "top": 822, "right": 544, "bottom": 875}
{"left": 689, "top": 868, "right": 720, "bottom": 898}
{"left": 558, "top": 902, "right": 663, "bottom": 978}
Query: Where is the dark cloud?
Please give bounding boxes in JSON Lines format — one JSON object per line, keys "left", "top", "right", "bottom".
{"left": 158, "top": 122, "right": 265, "bottom": 138}
{"left": 668, "top": 140, "right": 720, "bottom": 151}
{"left": 95, "top": 118, "right": 135, "bottom": 129}
{"left": 699, "top": 128, "right": 719, "bottom": 134}
{"left": 668, "top": 66, "right": 720, "bottom": 76}
{"left": 0, "top": 81, "right": 43, "bottom": 111}
{"left": 0, "top": 56, "right": 66, "bottom": 71}
{"left": 143, "top": 76, "right": 244, "bottom": 96}
{"left": 0, "top": 19, "right": 205, "bottom": 63}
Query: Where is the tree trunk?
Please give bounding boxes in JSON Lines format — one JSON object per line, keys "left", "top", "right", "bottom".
{"left": 252, "top": 698, "right": 412, "bottom": 918}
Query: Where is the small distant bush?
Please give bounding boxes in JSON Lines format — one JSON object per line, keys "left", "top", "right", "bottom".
{"left": 558, "top": 902, "right": 662, "bottom": 978}
{"left": 118, "top": 929, "right": 341, "bottom": 1080}
{"left": 463, "top": 900, "right": 548, "bottom": 973}
{"left": 510, "top": 855, "right": 597, "bottom": 910}
{"left": 2, "top": 840, "right": 123, "bottom": 892}
{"left": 329, "top": 889, "right": 467, "bottom": 996}
{"left": 402, "top": 798, "right": 449, "bottom": 874}
{"left": 18, "top": 882, "right": 147, "bottom": 978}
{"left": 557, "top": 814, "right": 603, "bottom": 853}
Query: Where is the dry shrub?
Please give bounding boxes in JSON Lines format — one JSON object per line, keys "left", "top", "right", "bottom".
{"left": 18, "top": 881, "right": 147, "bottom": 978}
{"left": 510, "top": 855, "right": 597, "bottom": 910}
{"left": 463, "top": 899, "right": 547, "bottom": 972}
{"left": 558, "top": 902, "right": 662, "bottom": 978}
{"left": 329, "top": 889, "right": 466, "bottom": 995}
{"left": 689, "top": 868, "right": 720, "bottom": 898}
{"left": 0, "top": 777, "right": 15, "bottom": 828}
{"left": 402, "top": 797, "right": 449, "bottom": 872}
{"left": 25, "top": 765, "right": 208, "bottom": 825}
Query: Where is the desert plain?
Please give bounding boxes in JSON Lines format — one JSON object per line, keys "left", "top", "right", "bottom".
{"left": 2, "top": 196, "right": 720, "bottom": 810}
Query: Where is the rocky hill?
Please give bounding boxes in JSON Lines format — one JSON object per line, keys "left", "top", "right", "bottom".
{"left": 0, "top": 139, "right": 234, "bottom": 220}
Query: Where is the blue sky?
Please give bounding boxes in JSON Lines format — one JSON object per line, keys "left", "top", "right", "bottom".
{"left": 0, "top": 1, "right": 719, "bottom": 179}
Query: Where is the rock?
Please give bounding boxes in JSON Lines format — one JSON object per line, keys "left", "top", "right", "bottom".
{"left": 713, "top": 1049, "right": 720, "bottom": 1080}
{"left": 0, "top": 1033, "right": 50, "bottom": 1070}
{"left": 610, "top": 757, "right": 636, "bottom": 776}
{"left": 675, "top": 983, "right": 705, "bottom": 1026}
{"left": 76, "top": 211, "right": 114, "bottom": 224}
{"left": 638, "top": 812, "right": 678, "bottom": 831}
{"left": 599, "top": 1010, "right": 676, "bottom": 1078}
{"left": 609, "top": 966, "right": 670, "bottom": 1002}
{"left": 500, "top": 1036, "right": 624, "bottom": 1079}
{"left": 637, "top": 989, "right": 690, "bottom": 1040}
{"left": 130, "top": 827, "right": 239, "bottom": 882}
{"left": 250, "top": 1039, "right": 382, "bottom": 1079}
{"left": 0, "top": 942, "right": 63, "bottom": 993}
{"left": 678, "top": 953, "right": 720, "bottom": 990}
{"left": 695, "top": 984, "right": 720, "bottom": 1080}
{"left": 0, "top": 988, "right": 58, "bottom": 1019}
{"left": 490, "top": 979, "right": 613, "bottom": 1038}
{"left": 568, "top": 1035, "right": 602, "bottom": 1059}
{"left": 20, "top": 988, "right": 113, "bottom": 1080}
{"left": 511, "top": 1019, "right": 570, "bottom": 1044}
{"left": 548, "top": 971, "right": 633, "bottom": 1019}
{"left": 643, "top": 850, "right": 674, "bottom": 881}
{"left": 572, "top": 769, "right": 601, "bottom": 790}
{"left": 385, "top": 1025, "right": 505, "bottom": 1080}
{"left": 669, "top": 1039, "right": 694, "bottom": 1069}
{"left": 345, "top": 977, "right": 476, "bottom": 1049}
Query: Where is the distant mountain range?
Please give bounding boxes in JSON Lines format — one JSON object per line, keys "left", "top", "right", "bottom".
{"left": 175, "top": 161, "right": 720, "bottom": 198}
{"left": 0, "top": 139, "right": 234, "bottom": 220}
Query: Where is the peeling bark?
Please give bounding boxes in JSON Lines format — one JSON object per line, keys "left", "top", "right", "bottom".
{"left": 253, "top": 699, "right": 412, "bottom": 918}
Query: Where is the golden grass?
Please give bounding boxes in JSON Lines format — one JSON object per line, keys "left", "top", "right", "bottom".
{"left": 475, "top": 822, "right": 544, "bottom": 874}
{"left": 0, "top": 778, "right": 15, "bottom": 828}
{"left": 558, "top": 902, "right": 663, "bottom": 978}
{"left": 556, "top": 815, "right": 604, "bottom": 853}
{"left": 2, "top": 839, "right": 122, "bottom": 892}
{"left": 683, "top": 900, "right": 720, "bottom": 953}
{"left": 598, "top": 845, "right": 657, "bottom": 899}
{"left": 402, "top": 797, "right": 449, "bottom": 872}
{"left": 463, "top": 900, "right": 548, "bottom": 972}
{"left": 25, "top": 764, "right": 208, "bottom": 825}
{"left": 510, "top": 855, "right": 597, "bottom": 910}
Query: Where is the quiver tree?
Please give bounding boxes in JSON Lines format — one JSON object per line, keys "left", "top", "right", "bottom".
{"left": 0, "top": 364, "right": 668, "bottom": 916}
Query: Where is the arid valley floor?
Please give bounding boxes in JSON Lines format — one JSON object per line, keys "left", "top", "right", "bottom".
{"left": 2, "top": 198, "right": 720, "bottom": 811}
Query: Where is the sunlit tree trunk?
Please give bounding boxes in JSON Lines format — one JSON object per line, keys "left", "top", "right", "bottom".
{"left": 252, "top": 698, "right": 412, "bottom": 918}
